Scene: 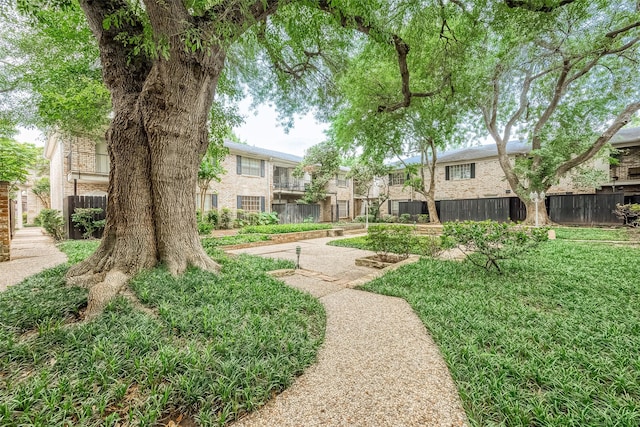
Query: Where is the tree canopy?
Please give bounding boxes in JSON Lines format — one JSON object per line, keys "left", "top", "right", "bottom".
{"left": 0, "top": 137, "right": 39, "bottom": 184}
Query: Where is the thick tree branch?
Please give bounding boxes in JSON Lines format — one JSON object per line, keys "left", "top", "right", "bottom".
{"left": 79, "top": 0, "right": 151, "bottom": 95}
{"left": 505, "top": 0, "right": 576, "bottom": 13}
{"left": 531, "top": 59, "right": 570, "bottom": 151}
{"left": 553, "top": 102, "right": 640, "bottom": 180}
{"left": 606, "top": 21, "right": 640, "bottom": 39}
{"left": 316, "top": 0, "right": 445, "bottom": 114}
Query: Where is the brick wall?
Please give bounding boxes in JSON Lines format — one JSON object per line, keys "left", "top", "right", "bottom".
{"left": 0, "top": 181, "right": 10, "bottom": 262}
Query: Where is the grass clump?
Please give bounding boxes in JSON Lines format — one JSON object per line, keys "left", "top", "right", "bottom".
{"left": 1, "top": 240, "right": 324, "bottom": 426}
{"left": 239, "top": 223, "right": 332, "bottom": 234}
{"left": 360, "top": 240, "right": 640, "bottom": 426}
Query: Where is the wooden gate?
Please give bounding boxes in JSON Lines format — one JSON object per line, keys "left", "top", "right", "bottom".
{"left": 64, "top": 195, "right": 107, "bottom": 239}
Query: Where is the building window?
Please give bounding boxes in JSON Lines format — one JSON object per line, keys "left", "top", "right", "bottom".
{"left": 390, "top": 200, "right": 400, "bottom": 216}
{"left": 337, "top": 200, "right": 349, "bottom": 218}
{"left": 445, "top": 163, "right": 475, "bottom": 180}
{"left": 95, "top": 142, "right": 110, "bottom": 174}
{"left": 237, "top": 195, "right": 263, "bottom": 213}
{"left": 211, "top": 194, "right": 218, "bottom": 209}
{"left": 389, "top": 171, "right": 405, "bottom": 186}
{"left": 336, "top": 174, "right": 348, "bottom": 187}
{"left": 236, "top": 155, "right": 264, "bottom": 177}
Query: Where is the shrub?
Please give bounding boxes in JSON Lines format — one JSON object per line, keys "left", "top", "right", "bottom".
{"left": 366, "top": 224, "right": 416, "bottom": 261}
{"left": 381, "top": 214, "right": 397, "bottom": 223}
{"left": 442, "top": 220, "right": 548, "bottom": 273}
{"left": 399, "top": 213, "right": 412, "bottom": 223}
{"left": 71, "top": 208, "right": 105, "bottom": 239}
{"left": 198, "top": 221, "right": 214, "bottom": 235}
{"left": 220, "top": 207, "right": 233, "bottom": 229}
{"left": 36, "top": 209, "right": 65, "bottom": 241}
{"left": 614, "top": 203, "right": 640, "bottom": 227}
{"left": 417, "top": 235, "right": 443, "bottom": 258}
{"left": 205, "top": 209, "right": 219, "bottom": 227}
{"left": 355, "top": 214, "right": 376, "bottom": 223}
{"left": 417, "top": 214, "right": 429, "bottom": 224}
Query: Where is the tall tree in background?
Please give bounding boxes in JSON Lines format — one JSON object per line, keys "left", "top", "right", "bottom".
{"left": 294, "top": 141, "right": 343, "bottom": 204}
{"left": 347, "top": 158, "right": 391, "bottom": 220}
{"left": 329, "top": 2, "right": 473, "bottom": 224}
{"left": 473, "top": 0, "right": 640, "bottom": 224}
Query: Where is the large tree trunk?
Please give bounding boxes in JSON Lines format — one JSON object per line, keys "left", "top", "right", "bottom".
{"left": 68, "top": 65, "right": 222, "bottom": 317}
{"left": 69, "top": 0, "right": 233, "bottom": 319}
{"left": 522, "top": 198, "right": 551, "bottom": 225}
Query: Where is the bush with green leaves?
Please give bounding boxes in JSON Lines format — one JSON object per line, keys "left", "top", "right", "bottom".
{"left": 366, "top": 224, "right": 416, "bottom": 262}
{"left": 354, "top": 214, "right": 376, "bottom": 223}
{"left": 614, "top": 203, "right": 640, "bottom": 227}
{"left": 35, "top": 209, "right": 65, "bottom": 241}
{"left": 443, "top": 220, "right": 548, "bottom": 273}
{"left": 417, "top": 214, "right": 429, "bottom": 224}
{"left": 71, "top": 208, "right": 105, "bottom": 239}
{"left": 381, "top": 214, "right": 397, "bottom": 223}
{"left": 219, "top": 207, "right": 233, "bottom": 229}
{"left": 398, "top": 213, "right": 412, "bottom": 223}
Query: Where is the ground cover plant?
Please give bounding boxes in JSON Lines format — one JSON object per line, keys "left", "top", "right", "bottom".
{"left": 360, "top": 240, "right": 640, "bottom": 425}
{"left": 0, "top": 241, "right": 325, "bottom": 426}
{"left": 201, "top": 234, "right": 271, "bottom": 249}
{"left": 553, "top": 226, "right": 635, "bottom": 241}
{"left": 239, "top": 223, "right": 332, "bottom": 234}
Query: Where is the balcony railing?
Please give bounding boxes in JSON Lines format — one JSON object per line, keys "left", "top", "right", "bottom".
{"left": 274, "top": 181, "right": 310, "bottom": 192}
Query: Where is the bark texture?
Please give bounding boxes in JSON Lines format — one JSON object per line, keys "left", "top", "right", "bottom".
{"left": 69, "top": 0, "right": 250, "bottom": 318}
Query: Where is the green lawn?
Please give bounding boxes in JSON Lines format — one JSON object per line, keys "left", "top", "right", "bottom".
{"left": 0, "top": 241, "right": 325, "bottom": 426}
{"left": 360, "top": 240, "right": 640, "bottom": 426}
{"left": 553, "top": 227, "right": 636, "bottom": 241}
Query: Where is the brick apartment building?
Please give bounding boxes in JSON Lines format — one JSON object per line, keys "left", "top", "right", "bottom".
{"left": 44, "top": 136, "right": 357, "bottom": 224}
{"left": 378, "top": 127, "right": 640, "bottom": 217}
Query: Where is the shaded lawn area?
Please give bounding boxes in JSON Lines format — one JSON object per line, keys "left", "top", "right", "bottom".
{"left": 0, "top": 241, "right": 325, "bottom": 426}
{"left": 360, "top": 240, "right": 640, "bottom": 426}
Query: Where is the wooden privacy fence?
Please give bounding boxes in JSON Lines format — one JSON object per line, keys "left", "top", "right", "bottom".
{"left": 399, "top": 194, "right": 622, "bottom": 225}
{"left": 548, "top": 193, "right": 623, "bottom": 226}
{"left": 64, "top": 195, "right": 107, "bottom": 239}
{"left": 272, "top": 203, "right": 320, "bottom": 224}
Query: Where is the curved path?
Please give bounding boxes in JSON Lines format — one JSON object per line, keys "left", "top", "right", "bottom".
{"left": 0, "top": 227, "right": 67, "bottom": 291}
{"left": 229, "top": 237, "right": 468, "bottom": 427}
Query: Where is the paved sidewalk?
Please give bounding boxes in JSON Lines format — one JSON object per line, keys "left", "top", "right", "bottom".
{"left": 0, "top": 227, "right": 68, "bottom": 291}
{"left": 229, "top": 237, "right": 468, "bottom": 427}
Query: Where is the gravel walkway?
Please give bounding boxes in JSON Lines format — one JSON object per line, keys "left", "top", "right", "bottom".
{"left": 229, "top": 238, "right": 468, "bottom": 427}
{"left": 0, "top": 227, "right": 67, "bottom": 291}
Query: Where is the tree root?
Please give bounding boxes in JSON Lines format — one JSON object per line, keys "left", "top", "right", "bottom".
{"left": 83, "top": 270, "right": 130, "bottom": 320}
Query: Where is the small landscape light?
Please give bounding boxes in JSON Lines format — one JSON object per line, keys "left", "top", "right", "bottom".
{"left": 295, "top": 245, "right": 302, "bottom": 269}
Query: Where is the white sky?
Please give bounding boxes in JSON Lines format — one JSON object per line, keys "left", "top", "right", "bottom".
{"left": 233, "top": 98, "right": 328, "bottom": 157}
{"left": 16, "top": 97, "right": 329, "bottom": 157}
